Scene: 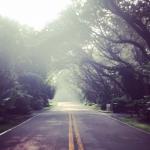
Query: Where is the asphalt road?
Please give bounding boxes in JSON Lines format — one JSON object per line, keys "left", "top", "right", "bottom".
{"left": 0, "top": 101, "right": 150, "bottom": 150}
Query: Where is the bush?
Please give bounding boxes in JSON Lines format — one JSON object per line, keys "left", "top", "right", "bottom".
{"left": 7, "top": 82, "right": 32, "bottom": 114}
{"left": 18, "top": 72, "right": 56, "bottom": 110}
{"left": 0, "top": 72, "right": 56, "bottom": 117}
{"left": 137, "top": 96, "right": 150, "bottom": 121}
{"left": 0, "top": 81, "right": 32, "bottom": 115}
{"left": 31, "top": 98, "right": 44, "bottom": 110}
{"left": 112, "top": 95, "right": 150, "bottom": 121}
{"left": 14, "top": 96, "right": 31, "bottom": 114}
{"left": 112, "top": 96, "right": 128, "bottom": 113}
{"left": 101, "top": 103, "right": 106, "bottom": 110}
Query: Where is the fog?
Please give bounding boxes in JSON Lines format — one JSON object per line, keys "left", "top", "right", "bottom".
{"left": 0, "top": 0, "right": 149, "bottom": 119}
{"left": 53, "top": 69, "right": 82, "bottom": 102}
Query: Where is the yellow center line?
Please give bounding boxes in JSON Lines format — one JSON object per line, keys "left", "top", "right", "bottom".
{"left": 72, "top": 114, "right": 84, "bottom": 150}
{"left": 69, "top": 113, "right": 84, "bottom": 150}
{"left": 69, "top": 113, "right": 75, "bottom": 150}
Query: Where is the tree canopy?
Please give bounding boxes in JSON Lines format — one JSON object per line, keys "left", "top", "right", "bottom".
{"left": 0, "top": 0, "right": 150, "bottom": 121}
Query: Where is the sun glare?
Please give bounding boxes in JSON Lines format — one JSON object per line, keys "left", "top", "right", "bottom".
{"left": 0, "top": 0, "right": 71, "bottom": 30}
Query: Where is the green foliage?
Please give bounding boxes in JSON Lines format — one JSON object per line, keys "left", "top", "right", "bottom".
{"left": 6, "top": 82, "right": 32, "bottom": 114}
{"left": 0, "top": 15, "right": 58, "bottom": 119}
{"left": 112, "top": 96, "right": 128, "bottom": 113}
{"left": 73, "top": 0, "right": 150, "bottom": 122}
{"left": 112, "top": 95, "right": 150, "bottom": 121}
{"left": 0, "top": 0, "right": 149, "bottom": 123}
{"left": 30, "top": 98, "right": 43, "bottom": 110}
{"left": 101, "top": 103, "right": 106, "bottom": 110}
{"left": 118, "top": 66, "right": 146, "bottom": 99}
{"left": 14, "top": 97, "right": 31, "bottom": 114}
{"left": 18, "top": 72, "right": 56, "bottom": 110}
{"left": 137, "top": 96, "right": 150, "bottom": 121}
{"left": 119, "top": 116, "right": 150, "bottom": 132}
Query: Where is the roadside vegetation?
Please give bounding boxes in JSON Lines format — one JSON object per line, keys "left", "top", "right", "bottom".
{"left": 86, "top": 102, "right": 150, "bottom": 132}
{"left": 0, "top": 0, "right": 150, "bottom": 132}
{"left": 0, "top": 17, "right": 56, "bottom": 132}
{"left": 119, "top": 116, "right": 150, "bottom": 132}
{"left": 72, "top": 0, "right": 150, "bottom": 124}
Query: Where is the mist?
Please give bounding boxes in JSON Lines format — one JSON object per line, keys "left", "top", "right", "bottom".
{"left": 0, "top": 0, "right": 149, "bottom": 122}
{"left": 0, "top": 1, "right": 150, "bottom": 149}
{"left": 52, "top": 69, "right": 82, "bottom": 102}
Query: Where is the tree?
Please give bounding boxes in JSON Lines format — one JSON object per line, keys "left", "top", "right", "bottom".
{"left": 72, "top": 0, "right": 150, "bottom": 114}
{"left": 18, "top": 73, "right": 55, "bottom": 110}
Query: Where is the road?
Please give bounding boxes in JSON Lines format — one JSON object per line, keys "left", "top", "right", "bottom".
{"left": 0, "top": 101, "right": 150, "bottom": 150}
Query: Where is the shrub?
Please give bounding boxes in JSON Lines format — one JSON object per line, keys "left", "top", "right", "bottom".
{"left": 10, "top": 83, "right": 32, "bottom": 114}
{"left": 14, "top": 96, "right": 31, "bottom": 114}
{"left": 18, "top": 72, "right": 56, "bottom": 110}
{"left": 31, "top": 98, "right": 44, "bottom": 110}
{"left": 101, "top": 103, "right": 106, "bottom": 110}
{"left": 112, "top": 96, "right": 128, "bottom": 113}
{"left": 137, "top": 96, "right": 150, "bottom": 121}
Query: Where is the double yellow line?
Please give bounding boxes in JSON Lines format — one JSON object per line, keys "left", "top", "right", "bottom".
{"left": 69, "top": 113, "right": 84, "bottom": 150}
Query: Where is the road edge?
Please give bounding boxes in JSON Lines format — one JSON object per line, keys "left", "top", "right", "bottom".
{"left": 0, "top": 113, "right": 42, "bottom": 136}
{"left": 100, "top": 112, "right": 150, "bottom": 135}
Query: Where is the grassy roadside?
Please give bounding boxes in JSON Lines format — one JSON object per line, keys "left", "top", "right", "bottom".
{"left": 85, "top": 103, "right": 111, "bottom": 113}
{"left": 0, "top": 115, "right": 31, "bottom": 133}
{"left": 84, "top": 103, "right": 101, "bottom": 111}
{"left": 0, "top": 102, "right": 54, "bottom": 134}
{"left": 117, "top": 116, "right": 150, "bottom": 133}
{"left": 49, "top": 101, "right": 58, "bottom": 108}
{"left": 86, "top": 103, "right": 150, "bottom": 133}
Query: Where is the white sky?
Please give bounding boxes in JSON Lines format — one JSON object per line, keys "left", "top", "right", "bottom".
{"left": 0, "top": 0, "right": 71, "bottom": 30}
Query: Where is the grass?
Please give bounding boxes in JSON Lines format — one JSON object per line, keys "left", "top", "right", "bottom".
{"left": 0, "top": 123, "right": 15, "bottom": 133}
{"left": 0, "top": 115, "right": 30, "bottom": 133}
{"left": 49, "top": 101, "right": 58, "bottom": 108}
{"left": 85, "top": 103, "right": 100, "bottom": 110}
{"left": 85, "top": 102, "right": 150, "bottom": 133}
{"left": 119, "top": 116, "right": 150, "bottom": 133}
{"left": 85, "top": 103, "right": 111, "bottom": 113}
{"left": 0, "top": 103, "right": 54, "bottom": 134}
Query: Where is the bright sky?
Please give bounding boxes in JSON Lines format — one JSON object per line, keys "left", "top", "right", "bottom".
{"left": 0, "top": 0, "right": 71, "bottom": 30}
